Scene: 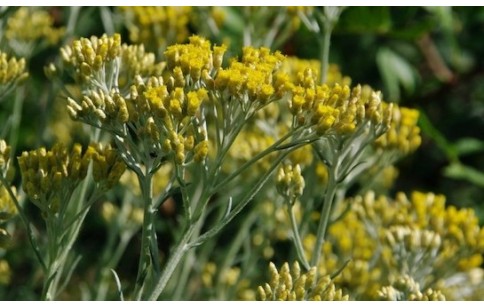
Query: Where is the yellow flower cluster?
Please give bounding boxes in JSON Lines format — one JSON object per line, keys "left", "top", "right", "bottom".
{"left": 132, "top": 77, "right": 210, "bottom": 164}
{"left": 359, "top": 191, "right": 484, "bottom": 257}
{"left": 0, "top": 140, "right": 16, "bottom": 275}
{"left": 0, "top": 260, "right": 11, "bottom": 285}
{"left": 0, "top": 51, "right": 28, "bottom": 97}
{"left": 215, "top": 46, "right": 284, "bottom": 106}
{"left": 287, "top": 69, "right": 393, "bottom": 137}
{"left": 119, "top": 7, "right": 192, "bottom": 54}
{"left": 165, "top": 35, "right": 227, "bottom": 85}
{"left": 60, "top": 33, "right": 122, "bottom": 84}
{"left": 378, "top": 275, "right": 445, "bottom": 301}
{"left": 118, "top": 44, "right": 165, "bottom": 90}
{"left": 5, "top": 7, "right": 65, "bottom": 49}
{"left": 310, "top": 191, "right": 484, "bottom": 300}
{"left": 226, "top": 129, "right": 276, "bottom": 173}
{"left": 61, "top": 35, "right": 216, "bottom": 169}
{"left": 281, "top": 57, "right": 351, "bottom": 87}
{"left": 90, "top": 143, "right": 126, "bottom": 190}
{"left": 18, "top": 143, "right": 125, "bottom": 214}
{"left": 67, "top": 88, "right": 129, "bottom": 130}
{"left": 257, "top": 261, "right": 348, "bottom": 300}
{"left": 17, "top": 144, "right": 92, "bottom": 213}
{"left": 0, "top": 185, "right": 17, "bottom": 223}
{"left": 200, "top": 262, "right": 256, "bottom": 300}
{"left": 375, "top": 106, "right": 422, "bottom": 155}
{"left": 0, "top": 140, "right": 17, "bottom": 228}
{"left": 0, "top": 140, "right": 13, "bottom": 180}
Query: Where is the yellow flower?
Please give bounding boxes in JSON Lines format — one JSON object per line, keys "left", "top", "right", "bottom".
{"left": 5, "top": 7, "right": 65, "bottom": 57}
{"left": 0, "top": 51, "right": 28, "bottom": 98}
{"left": 18, "top": 144, "right": 91, "bottom": 212}
{"left": 257, "top": 261, "right": 348, "bottom": 300}
{"left": 119, "top": 7, "right": 192, "bottom": 54}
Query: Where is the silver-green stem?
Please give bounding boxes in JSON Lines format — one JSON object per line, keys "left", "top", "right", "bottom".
{"left": 146, "top": 224, "right": 196, "bottom": 300}
{"left": 0, "top": 174, "right": 46, "bottom": 270}
{"left": 310, "top": 164, "right": 337, "bottom": 267}
{"left": 133, "top": 171, "right": 154, "bottom": 300}
{"left": 8, "top": 85, "right": 25, "bottom": 159}
{"left": 42, "top": 190, "right": 101, "bottom": 300}
{"left": 172, "top": 218, "right": 205, "bottom": 300}
{"left": 289, "top": 203, "right": 310, "bottom": 270}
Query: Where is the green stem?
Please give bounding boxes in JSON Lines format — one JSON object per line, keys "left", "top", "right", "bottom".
{"left": 289, "top": 203, "right": 310, "bottom": 270}
{"left": 172, "top": 218, "right": 205, "bottom": 300}
{"left": 191, "top": 150, "right": 291, "bottom": 248}
{"left": 146, "top": 225, "right": 196, "bottom": 300}
{"left": 133, "top": 171, "right": 154, "bottom": 300}
{"left": 42, "top": 130, "right": 100, "bottom": 300}
{"left": 310, "top": 163, "right": 337, "bottom": 267}
{"left": 211, "top": 127, "right": 305, "bottom": 194}
{"left": 0, "top": 174, "right": 46, "bottom": 271}
{"left": 8, "top": 85, "right": 25, "bottom": 158}
{"left": 42, "top": 190, "right": 101, "bottom": 300}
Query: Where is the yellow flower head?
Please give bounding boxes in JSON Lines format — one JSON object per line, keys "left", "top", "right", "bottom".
{"left": 17, "top": 143, "right": 91, "bottom": 213}
{"left": 119, "top": 6, "right": 191, "bottom": 54}
{"left": 0, "top": 51, "right": 29, "bottom": 98}
{"left": 5, "top": 7, "right": 65, "bottom": 57}
{"left": 375, "top": 106, "right": 422, "bottom": 155}
{"left": 257, "top": 261, "right": 348, "bottom": 301}
{"left": 60, "top": 33, "right": 121, "bottom": 84}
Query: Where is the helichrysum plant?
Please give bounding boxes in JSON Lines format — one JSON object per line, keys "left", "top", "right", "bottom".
{"left": 0, "top": 6, "right": 482, "bottom": 301}
{"left": 0, "top": 51, "right": 28, "bottom": 100}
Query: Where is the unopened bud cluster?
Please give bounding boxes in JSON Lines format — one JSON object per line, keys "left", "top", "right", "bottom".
{"left": 257, "top": 261, "right": 348, "bottom": 301}
{"left": 0, "top": 140, "right": 17, "bottom": 222}
{"left": 378, "top": 275, "right": 445, "bottom": 301}
{"left": 61, "top": 34, "right": 122, "bottom": 84}
{"left": 119, "top": 7, "right": 192, "bottom": 53}
{"left": 131, "top": 76, "right": 210, "bottom": 165}
{"left": 17, "top": 144, "right": 91, "bottom": 213}
{"left": 67, "top": 89, "right": 129, "bottom": 130}
{"left": 375, "top": 106, "right": 422, "bottom": 155}
{"left": 281, "top": 57, "right": 351, "bottom": 87}
{"left": 287, "top": 69, "right": 393, "bottom": 137}
{"left": 385, "top": 226, "right": 442, "bottom": 252}
{"left": 0, "top": 51, "right": 28, "bottom": 97}
{"left": 5, "top": 7, "right": 65, "bottom": 49}
{"left": 18, "top": 143, "right": 125, "bottom": 214}
{"left": 317, "top": 190, "right": 484, "bottom": 299}
{"left": 214, "top": 46, "right": 284, "bottom": 107}
{"left": 276, "top": 164, "right": 305, "bottom": 204}
{"left": 90, "top": 143, "right": 127, "bottom": 189}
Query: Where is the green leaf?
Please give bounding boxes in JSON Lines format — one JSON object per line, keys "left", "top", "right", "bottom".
{"left": 376, "top": 47, "right": 417, "bottom": 101}
{"left": 424, "top": 7, "right": 453, "bottom": 32}
{"left": 453, "top": 138, "right": 484, "bottom": 156}
{"left": 444, "top": 162, "right": 484, "bottom": 188}
{"left": 417, "top": 109, "right": 458, "bottom": 161}
{"left": 111, "top": 269, "right": 125, "bottom": 301}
